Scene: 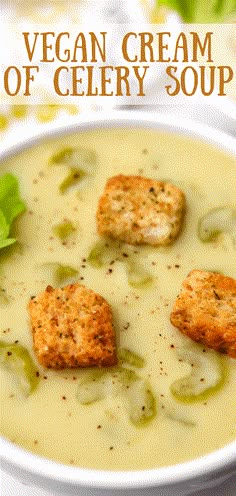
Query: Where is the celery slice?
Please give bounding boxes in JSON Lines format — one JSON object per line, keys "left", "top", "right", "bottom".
{"left": 165, "top": 411, "right": 196, "bottom": 427}
{"left": 42, "top": 263, "right": 79, "bottom": 286}
{"left": 55, "top": 264, "right": 78, "bottom": 285}
{"left": 77, "top": 366, "right": 157, "bottom": 426}
{"left": 50, "top": 146, "right": 97, "bottom": 194}
{"left": 59, "top": 168, "right": 85, "bottom": 194}
{"left": 87, "top": 240, "right": 107, "bottom": 268}
{"left": 77, "top": 370, "right": 109, "bottom": 405}
{"left": 87, "top": 239, "right": 122, "bottom": 268}
{"left": 88, "top": 239, "right": 154, "bottom": 288}
{"left": 127, "top": 262, "right": 153, "bottom": 288}
{"left": 126, "top": 378, "right": 157, "bottom": 426}
{"left": 0, "top": 341, "right": 39, "bottom": 396}
{"left": 116, "top": 366, "right": 139, "bottom": 385}
{"left": 77, "top": 368, "right": 137, "bottom": 405}
{"left": 118, "top": 348, "right": 145, "bottom": 368}
{"left": 52, "top": 221, "right": 75, "bottom": 240}
{"left": 198, "top": 206, "right": 236, "bottom": 242}
{"left": 49, "top": 147, "right": 97, "bottom": 168}
{"left": 170, "top": 345, "right": 227, "bottom": 403}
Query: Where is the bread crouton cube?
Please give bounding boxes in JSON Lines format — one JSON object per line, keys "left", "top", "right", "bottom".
{"left": 96, "top": 175, "right": 185, "bottom": 246}
{"left": 28, "top": 284, "right": 117, "bottom": 369}
{"left": 170, "top": 270, "right": 236, "bottom": 358}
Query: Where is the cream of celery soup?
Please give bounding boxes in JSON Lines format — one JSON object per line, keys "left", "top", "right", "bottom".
{"left": 0, "top": 128, "right": 235, "bottom": 470}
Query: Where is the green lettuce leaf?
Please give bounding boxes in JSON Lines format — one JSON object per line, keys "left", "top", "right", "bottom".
{"left": 0, "top": 174, "right": 26, "bottom": 250}
{"left": 0, "top": 238, "right": 16, "bottom": 250}
{"left": 157, "top": 0, "right": 236, "bottom": 22}
{"left": 0, "top": 210, "right": 9, "bottom": 240}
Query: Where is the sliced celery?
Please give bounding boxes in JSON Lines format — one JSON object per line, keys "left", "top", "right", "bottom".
{"left": 0, "top": 238, "right": 16, "bottom": 250}
{"left": 0, "top": 341, "right": 39, "bottom": 396}
{"left": 42, "top": 263, "right": 79, "bottom": 286}
{"left": 87, "top": 240, "right": 107, "bottom": 268}
{"left": 126, "top": 378, "right": 157, "bottom": 426}
{"left": 118, "top": 348, "right": 145, "bottom": 368}
{"left": 170, "top": 345, "right": 227, "bottom": 403}
{"left": 77, "top": 366, "right": 157, "bottom": 427}
{"left": 127, "top": 262, "right": 153, "bottom": 288}
{"left": 59, "top": 168, "right": 85, "bottom": 194}
{"left": 77, "top": 370, "right": 109, "bottom": 405}
{"left": 53, "top": 221, "right": 75, "bottom": 240}
{"left": 54, "top": 264, "right": 78, "bottom": 285}
{"left": 77, "top": 367, "right": 137, "bottom": 405}
{"left": 116, "top": 366, "right": 139, "bottom": 385}
{"left": 49, "top": 147, "right": 97, "bottom": 168}
{"left": 87, "top": 240, "right": 153, "bottom": 289}
{"left": 165, "top": 411, "right": 196, "bottom": 427}
{"left": 198, "top": 206, "right": 236, "bottom": 242}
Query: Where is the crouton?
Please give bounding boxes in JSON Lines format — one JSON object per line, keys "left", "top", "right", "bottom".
{"left": 28, "top": 284, "right": 117, "bottom": 369}
{"left": 170, "top": 270, "right": 236, "bottom": 358}
{"left": 97, "top": 175, "right": 185, "bottom": 246}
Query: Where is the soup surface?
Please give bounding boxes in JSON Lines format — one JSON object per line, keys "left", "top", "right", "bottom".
{"left": 0, "top": 128, "right": 235, "bottom": 470}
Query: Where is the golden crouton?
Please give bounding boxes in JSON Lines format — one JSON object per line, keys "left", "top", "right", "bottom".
{"left": 97, "top": 175, "right": 185, "bottom": 246}
{"left": 170, "top": 270, "right": 236, "bottom": 358}
{"left": 28, "top": 284, "right": 117, "bottom": 369}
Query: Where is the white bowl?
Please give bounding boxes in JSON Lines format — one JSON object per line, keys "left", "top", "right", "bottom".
{"left": 0, "top": 111, "right": 235, "bottom": 496}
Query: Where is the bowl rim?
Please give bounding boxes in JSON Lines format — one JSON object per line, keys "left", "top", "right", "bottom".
{"left": 0, "top": 110, "right": 235, "bottom": 490}
{"left": 0, "top": 110, "right": 236, "bottom": 160}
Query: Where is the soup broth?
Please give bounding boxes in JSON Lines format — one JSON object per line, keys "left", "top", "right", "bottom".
{"left": 0, "top": 128, "right": 235, "bottom": 470}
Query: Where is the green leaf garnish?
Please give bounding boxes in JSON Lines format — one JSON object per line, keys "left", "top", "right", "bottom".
{"left": 157, "top": 0, "right": 236, "bottom": 22}
{"left": 0, "top": 209, "right": 10, "bottom": 240}
{"left": 0, "top": 174, "right": 26, "bottom": 251}
{"left": 0, "top": 341, "right": 39, "bottom": 396}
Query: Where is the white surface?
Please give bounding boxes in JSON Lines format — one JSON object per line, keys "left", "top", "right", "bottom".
{"left": 1, "top": 470, "right": 236, "bottom": 496}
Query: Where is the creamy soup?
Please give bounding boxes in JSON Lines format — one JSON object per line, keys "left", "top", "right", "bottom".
{"left": 0, "top": 128, "right": 235, "bottom": 470}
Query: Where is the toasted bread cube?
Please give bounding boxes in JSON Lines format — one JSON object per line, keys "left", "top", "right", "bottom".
{"left": 28, "top": 284, "right": 117, "bottom": 369}
{"left": 170, "top": 270, "right": 236, "bottom": 358}
{"left": 97, "top": 175, "right": 185, "bottom": 246}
